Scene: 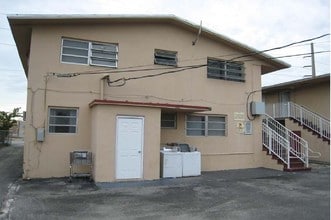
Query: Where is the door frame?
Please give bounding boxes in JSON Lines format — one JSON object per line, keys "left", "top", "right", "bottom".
{"left": 115, "top": 115, "right": 144, "bottom": 180}
{"left": 279, "top": 91, "right": 291, "bottom": 117}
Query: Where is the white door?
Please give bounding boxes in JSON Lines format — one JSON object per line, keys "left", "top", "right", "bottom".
{"left": 116, "top": 116, "right": 144, "bottom": 179}
{"left": 279, "top": 91, "right": 290, "bottom": 117}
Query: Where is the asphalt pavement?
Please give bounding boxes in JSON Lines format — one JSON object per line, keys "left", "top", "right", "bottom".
{"left": 0, "top": 141, "right": 329, "bottom": 220}
{"left": 0, "top": 140, "right": 23, "bottom": 219}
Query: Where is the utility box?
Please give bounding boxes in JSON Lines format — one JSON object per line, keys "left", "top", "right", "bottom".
{"left": 250, "top": 102, "right": 265, "bottom": 115}
{"left": 36, "top": 128, "right": 45, "bottom": 142}
{"left": 244, "top": 121, "right": 253, "bottom": 135}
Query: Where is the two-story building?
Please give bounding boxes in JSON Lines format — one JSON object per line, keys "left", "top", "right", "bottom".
{"left": 263, "top": 74, "right": 330, "bottom": 163}
{"left": 9, "top": 14, "right": 290, "bottom": 182}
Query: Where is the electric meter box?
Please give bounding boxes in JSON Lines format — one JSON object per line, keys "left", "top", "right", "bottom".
{"left": 37, "top": 128, "right": 45, "bottom": 142}
{"left": 250, "top": 102, "right": 265, "bottom": 115}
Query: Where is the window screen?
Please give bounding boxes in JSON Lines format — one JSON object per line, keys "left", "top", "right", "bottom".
{"left": 186, "top": 115, "right": 226, "bottom": 136}
{"left": 49, "top": 108, "right": 78, "bottom": 134}
{"left": 154, "top": 49, "right": 177, "bottom": 66}
{"left": 207, "top": 58, "right": 245, "bottom": 82}
{"left": 61, "top": 38, "right": 118, "bottom": 68}
{"left": 161, "top": 113, "right": 177, "bottom": 128}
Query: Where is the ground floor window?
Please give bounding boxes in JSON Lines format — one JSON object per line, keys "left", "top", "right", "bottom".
{"left": 186, "top": 114, "right": 226, "bottom": 136}
{"left": 48, "top": 107, "right": 78, "bottom": 133}
{"left": 161, "top": 112, "right": 177, "bottom": 128}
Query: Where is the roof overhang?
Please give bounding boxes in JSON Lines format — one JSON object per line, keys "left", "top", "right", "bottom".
{"left": 89, "top": 99, "right": 211, "bottom": 112}
{"left": 262, "top": 74, "right": 330, "bottom": 93}
{"left": 8, "top": 14, "right": 290, "bottom": 77}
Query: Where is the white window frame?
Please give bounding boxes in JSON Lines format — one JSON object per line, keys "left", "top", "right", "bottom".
{"left": 207, "top": 58, "right": 245, "bottom": 82}
{"left": 161, "top": 112, "right": 177, "bottom": 129}
{"left": 154, "top": 49, "right": 178, "bottom": 66}
{"left": 61, "top": 38, "right": 118, "bottom": 68}
{"left": 61, "top": 38, "right": 89, "bottom": 66}
{"left": 48, "top": 107, "right": 78, "bottom": 134}
{"left": 186, "top": 114, "right": 227, "bottom": 136}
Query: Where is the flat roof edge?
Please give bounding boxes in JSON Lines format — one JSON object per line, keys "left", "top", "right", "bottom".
{"left": 262, "top": 73, "right": 330, "bottom": 92}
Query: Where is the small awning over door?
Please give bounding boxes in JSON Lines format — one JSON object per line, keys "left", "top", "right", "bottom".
{"left": 89, "top": 99, "right": 212, "bottom": 112}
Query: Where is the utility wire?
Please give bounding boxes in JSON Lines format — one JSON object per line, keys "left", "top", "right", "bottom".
{"left": 240, "top": 50, "right": 330, "bottom": 62}
{"left": 0, "top": 42, "right": 16, "bottom": 46}
{"left": 55, "top": 50, "right": 330, "bottom": 79}
{"left": 106, "top": 65, "right": 205, "bottom": 87}
{"left": 54, "top": 33, "right": 330, "bottom": 77}
{"left": 51, "top": 33, "right": 331, "bottom": 87}
{"left": 55, "top": 65, "right": 198, "bottom": 76}
{"left": 229, "top": 33, "right": 330, "bottom": 61}
{"left": 105, "top": 50, "right": 330, "bottom": 86}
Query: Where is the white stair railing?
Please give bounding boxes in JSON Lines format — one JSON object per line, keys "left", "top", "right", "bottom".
{"left": 289, "top": 102, "right": 330, "bottom": 140}
{"left": 262, "top": 114, "right": 309, "bottom": 168}
{"left": 266, "top": 102, "right": 330, "bottom": 141}
{"left": 262, "top": 122, "right": 290, "bottom": 168}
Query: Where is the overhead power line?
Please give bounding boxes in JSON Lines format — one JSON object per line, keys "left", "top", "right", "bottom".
{"left": 106, "top": 65, "right": 205, "bottom": 87}
{"left": 229, "top": 33, "right": 330, "bottom": 61}
{"left": 240, "top": 50, "right": 330, "bottom": 62}
{"left": 0, "top": 42, "right": 16, "bottom": 46}
{"left": 54, "top": 65, "right": 200, "bottom": 77}
{"left": 48, "top": 33, "right": 331, "bottom": 87}
{"left": 53, "top": 33, "right": 330, "bottom": 78}
{"left": 105, "top": 50, "right": 330, "bottom": 87}
{"left": 54, "top": 49, "right": 330, "bottom": 79}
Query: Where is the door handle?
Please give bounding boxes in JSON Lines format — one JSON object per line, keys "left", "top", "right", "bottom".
{"left": 138, "top": 151, "right": 141, "bottom": 153}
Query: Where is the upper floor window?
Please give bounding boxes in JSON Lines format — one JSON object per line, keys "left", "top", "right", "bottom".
{"left": 161, "top": 113, "right": 177, "bottom": 128}
{"left": 49, "top": 107, "right": 78, "bottom": 134}
{"left": 186, "top": 115, "right": 226, "bottom": 136}
{"left": 154, "top": 49, "right": 177, "bottom": 66}
{"left": 61, "top": 38, "right": 118, "bottom": 68}
{"left": 207, "top": 58, "right": 245, "bottom": 82}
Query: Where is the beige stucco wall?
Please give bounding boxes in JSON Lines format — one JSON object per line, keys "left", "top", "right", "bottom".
{"left": 23, "top": 21, "right": 277, "bottom": 179}
{"left": 291, "top": 82, "right": 330, "bottom": 119}
{"left": 91, "top": 105, "right": 160, "bottom": 182}
{"left": 263, "top": 81, "right": 330, "bottom": 119}
{"left": 161, "top": 112, "right": 258, "bottom": 171}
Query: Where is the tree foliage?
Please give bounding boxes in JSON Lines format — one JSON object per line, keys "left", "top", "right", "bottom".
{"left": 0, "top": 108, "right": 21, "bottom": 131}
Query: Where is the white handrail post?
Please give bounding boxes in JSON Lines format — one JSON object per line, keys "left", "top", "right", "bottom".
{"left": 268, "top": 128, "right": 272, "bottom": 155}
{"left": 287, "top": 140, "right": 290, "bottom": 169}
{"left": 306, "top": 145, "right": 309, "bottom": 168}
{"left": 290, "top": 102, "right": 294, "bottom": 118}
{"left": 299, "top": 107, "right": 303, "bottom": 125}
{"left": 319, "top": 118, "right": 323, "bottom": 137}
{"left": 287, "top": 102, "right": 290, "bottom": 118}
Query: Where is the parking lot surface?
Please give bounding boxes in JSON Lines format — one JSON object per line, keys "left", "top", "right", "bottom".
{"left": 3, "top": 164, "right": 330, "bottom": 220}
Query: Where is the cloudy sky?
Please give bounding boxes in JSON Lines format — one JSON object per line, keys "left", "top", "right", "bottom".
{"left": 0, "top": 0, "right": 330, "bottom": 112}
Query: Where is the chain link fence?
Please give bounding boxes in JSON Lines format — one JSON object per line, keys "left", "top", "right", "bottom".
{"left": 0, "top": 130, "right": 13, "bottom": 146}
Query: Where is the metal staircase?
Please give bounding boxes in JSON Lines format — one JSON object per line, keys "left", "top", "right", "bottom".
{"left": 266, "top": 102, "right": 330, "bottom": 142}
{"left": 262, "top": 114, "right": 320, "bottom": 171}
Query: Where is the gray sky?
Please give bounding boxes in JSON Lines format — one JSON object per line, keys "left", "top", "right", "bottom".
{"left": 0, "top": 0, "right": 330, "bottom": 112}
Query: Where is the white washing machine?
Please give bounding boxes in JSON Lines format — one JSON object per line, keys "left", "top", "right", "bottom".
{"left": 182, "top": 151, "right": 201, "bottom": 177}
{"left": 160, "top": 151, "right": 182, "bottom": 178}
